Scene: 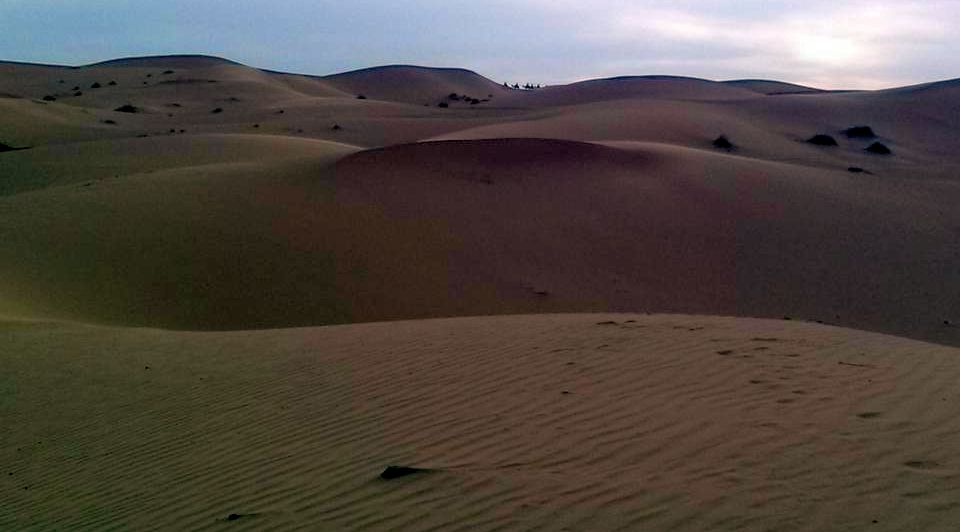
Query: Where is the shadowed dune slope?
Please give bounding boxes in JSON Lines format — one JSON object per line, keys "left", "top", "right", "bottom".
{"left": 1, "top": 138, "right": 957, "bottom": 346}
{"left": 496, "top": 76, "right": 762, "bottom": 108}
{"left": 722, "top": 79, "right": 827, "bottom": 95}
{"left": 3, "top": 314, "right": 960, "bottom": 530}
{"left": 323, "top": 65, "right": 511, "bottom": 104}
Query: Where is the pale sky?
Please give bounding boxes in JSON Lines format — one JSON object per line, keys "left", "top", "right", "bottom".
{"left": 2, "top": 0, "right": 958, "bottom": 89}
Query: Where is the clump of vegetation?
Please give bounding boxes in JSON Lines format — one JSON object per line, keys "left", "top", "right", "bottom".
{"left": 276, "top": 109, "right": 285, "bottom": 114}
{"left": 807, "top": 134, "right": 838, "bottom": 146}
{"left": 331, "top": 124, "right": 342, "bottom": 131}
{"left": 114, "top": 104, "right": 140, "bottom": 113}
{"left": 211, "top": 107, "right": 223, "bottom": 114}
{"left": 504, "top": 82, "right": 543, "bottom": 90}
{"left": 865, "top": 142, "right": 892, "bottom": 155}
{"left": 356, "top": 94, "right": 367, "bottom": 100}
{"left": 712, "top": 135, "right": 734, "bottom": 151}
{"left": 844, "top": 126, "right": 876, "bottom": 138}
{"left": 90, "top": 82, "right": 101, "bottom": 89}
{"left": 469, "top": 98, "right": 480, "bottom": 105}
{"left": 163, "top": 70, "right": 175, "bottom": 75}
{"left": 74, "top": 91, "right": 83, "bottom": 97}
{"left": 438, "top": 102, "right": 449, "bottom": 108}
{"left": 448, "top": 93, "right": 460, "bottom": 101}
{"left": 71, "top": 86, "right": 80, "bottom": 91}
{"left": 101, "top": 119, "right": 117, "bottom": 125}
{"left": 42, "top": 95, "right": 57, "bottom": 102}
{"left": 847, "top": 167, "right": 866, "bottom": 173}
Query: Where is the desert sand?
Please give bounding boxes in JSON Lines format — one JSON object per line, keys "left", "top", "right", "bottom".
{"left": 4, "top": 314, "right": 960, "bottom": 530}
{"left": 2, "top": 55, "right": 960, "bottom": 529}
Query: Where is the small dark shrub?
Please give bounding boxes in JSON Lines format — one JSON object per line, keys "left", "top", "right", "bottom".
{"left": 712, "top": 135, "right": 734, "bottom": 150}
{"left": 227, "top": 96, "right": 240, "bottom": 102}
{"left": 169, "top": 128, "right": 176, "bottom": 133}
{"left": 356, "top": 94, "right": 367, "bottom": 100}
{"left": 448, "top": 93, "right": 460, "bottom": 101}
{"left": 146, "top": 74, "right": 152, "bottom": 78}
{"left": 108, "top": 80, "right": 117, "bottom": 86}
{"left": 847, "top": 167, "right": 866, "bottom": 173}
{"left": 211, "top": 107, "right": 223, "bottom": 114}
{"left": 90, "top": 82, "right": 101, "bottom": 89}
{"left": 844, "top": 126, "right": 876, "bottom": 138}
{"left": 865, "top": 142, "right": 892, "bottom": 155}
{"left": 102, "top": 119, "right": 117, "bottom": 125}
{"left": 438, "top": 102, "right": 448, "bottom": 108}
{"left": 253, "top": 124, "right": 260, "bottom": 128}
{"left": 276, "top": 109, "right": 285, "bottom": 114}
{"left": 42, "top": 95, "right": 57, "bottom": 102}
{"left": 58, "top": 79, "right": 65, "bottom": 84}
{"left": 807, "top": 134, "right": 838, "bottom": 146}
{"left": 163, "top": 70, "right": 174, "bottom": 75}
{"left": 114, "top": 104, "right": 140, "bottom": 113}
{"left": 470, "top": 98, "right": 480, "bottom": 105}
{"left": 331, "top": 124, "right": 342, "bottom": 131}
{"left": 72, "top": 86, "right": 80, "bottom": 91}
{"left": 74, "top": 91, "right": 83, "bottom": 97}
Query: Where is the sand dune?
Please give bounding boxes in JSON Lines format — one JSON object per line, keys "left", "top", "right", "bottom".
{"left": 0, "top": 133, "right": 358, "bottom": 195}
{"left": 5, "top": 52, "right": 960, "bottom": 531}
{"left": 323, "top": 64, "right": 510, "bottom": 105}
{"left": 3, "top": 314, "right": 960, "bottom": 530}
{"left": 2, "top": 136, "right": 957, "bottom": 347}
{"left": 722, "top": 79, "right": 827, "bottom": 95}
{"left": 495, "top": 76, "right": 760, "bottom": 108}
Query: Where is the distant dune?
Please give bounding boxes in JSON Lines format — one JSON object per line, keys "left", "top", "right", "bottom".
{"left": 722, "top": 79, "right": 827, "bottom": 95}
{"left": 323, "top": 64, "right": 510, "bottom": 105}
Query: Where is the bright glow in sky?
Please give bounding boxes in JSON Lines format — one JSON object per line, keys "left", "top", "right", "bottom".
{"left": 1, "top": 0, "right": 957, "bottom": 89}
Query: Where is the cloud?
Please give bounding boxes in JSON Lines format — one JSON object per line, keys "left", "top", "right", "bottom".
{"left": 0, "top": 0, "right": 957, "bottom": 89}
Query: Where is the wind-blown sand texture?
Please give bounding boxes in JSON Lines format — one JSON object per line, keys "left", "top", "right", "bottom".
{"left": 3, "top": 314, "right": 960, "bottom": 530}
{"left": 3, "top": 55, "right": 960, "bottom": 529}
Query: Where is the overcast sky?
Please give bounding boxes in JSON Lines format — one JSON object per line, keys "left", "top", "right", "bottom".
{"left": 2, "top": 0, "right": 957, "bottom": 89}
